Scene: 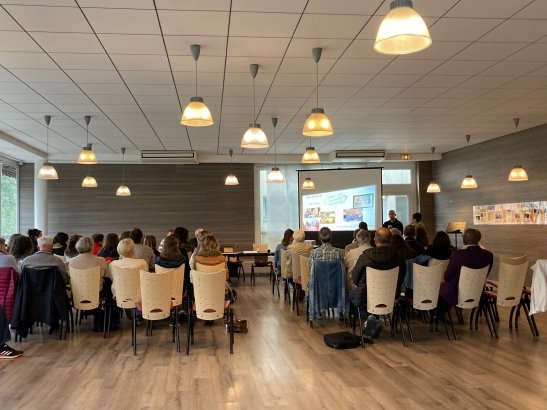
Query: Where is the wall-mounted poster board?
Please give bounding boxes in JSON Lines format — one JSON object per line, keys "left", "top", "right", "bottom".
{"left": 473, "top": 201, "right": 547, "bottom": 225}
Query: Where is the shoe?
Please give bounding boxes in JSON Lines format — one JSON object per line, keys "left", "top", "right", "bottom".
{"left": 372, "top": 324, "right": 384, "bottom": 339}
{"left": 0, "top": 344, "right": 23, "bottom": 359}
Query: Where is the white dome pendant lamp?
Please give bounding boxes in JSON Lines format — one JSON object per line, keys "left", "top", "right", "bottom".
{"left": 181, "top": 44, "right": 213, "bottom": 127}
{"left": 116, "top": 147, "right": 131, "bottom": 196}
{"left": 225, "top": 148, "right": 239, "bottom": 186}
{"left": 303, "top": 47, "right": 333, "bottom": 137}
{"left": 241, "top": 64, "right": 268, "bottom": 149}
{"left": 426, "top": 147, "right": 441, "bottom": 193}
{"left": 508, "top": 117, "right": 528, "bottom": 182}
{"left": 77, "top": 115, "right": 98, "bottom": 164}
{"left": 267, "top": 117, "right": 285, "bottom": 183}
{"left": 37, "top": 115, "right": 59, "bottom": 180}
{"left": 461, "top": 135, "right": 478, "bottom": 189}
{"left": 374, "top": 0, "right": 432, "bottom": 55}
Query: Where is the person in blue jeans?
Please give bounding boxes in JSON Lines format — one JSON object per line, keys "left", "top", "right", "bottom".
{"left": 0, "top": 305, "right": 23, "bottom": 359}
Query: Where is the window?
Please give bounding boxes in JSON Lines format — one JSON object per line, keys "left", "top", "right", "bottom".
{"left": 382, "top": 169, "right": 411, "bottom": 184}
{"left": 382, "top": 195, "right": 409, "bottom": 227}
{"left": 0, "top": 162, "right": 18, "bottom": 237}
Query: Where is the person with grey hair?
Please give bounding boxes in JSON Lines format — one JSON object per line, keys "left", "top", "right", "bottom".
{"left": 68, "top": 237, "right": 109, "bottom": 289}
{"left": 286, "top": 229, "right": 313, "bottom": 278}
{"left": 20, "top": 236, "right": 70, "bottom": 285}
{"left": 309, "top": 227, "right": 342, "bottom": 264}
{"left": 344, "top": 229, "right": 372, "bottom": 291}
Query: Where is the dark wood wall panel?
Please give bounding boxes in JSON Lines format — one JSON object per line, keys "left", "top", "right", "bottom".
{"left": 417, "top": 161, "right": 435, "bottom": 240}
{"left": 19, "top": 163, "right": 255, "bottom": 249}
{"left": 432, "top": 123, "right": 547, "bottom": 281}
{"left": 19, "top": 163, "right": 34, "bottom": 233}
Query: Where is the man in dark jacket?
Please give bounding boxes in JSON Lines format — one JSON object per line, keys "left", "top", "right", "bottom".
{"left": 439, "top": 228, "right": 493, "bottom": 306}
{"left": 382, "top": 210, "right": 404, "bottom": 233}
{"left": 349, "top": 228, "right": 406, "bottom": 307}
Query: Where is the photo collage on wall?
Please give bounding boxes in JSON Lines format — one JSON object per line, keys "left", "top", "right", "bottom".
{"left": 473, "top": 201, "right": 547, "bottom": 225}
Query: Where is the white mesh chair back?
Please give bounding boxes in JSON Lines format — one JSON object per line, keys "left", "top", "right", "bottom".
{"left": 156, "top": 264, "right": 185, "bottom": 307}
{"left": 291, "top": 252, "right": 302, "bottom": 281}
{"left": 110, "top": 264, "right": 141, "bottom": 309}
{"left": 192, "top": 269, "right": 226, "bottom": 321}
{"left": 457, "top": 266, "right": 489, "bottom": 309}
{"left": 428, "top": 258, "right": 449, "bottom": 275}
{"left": 253, "top": 243, "right": 268, "bottom": 252}
{"left": 413, "top": 263, "right": 443, "bottom": 311}
{"left": 497, "top": 255, "right": 528, "bottom": 307}
{"left": 54, "top": 254, "right": 66, "bottom": 262}
{"left": 280, "top": 249, "right": 289, "bottom": 279}
{"left": 69, "top": 266, "right": 101, "bottom": 310}
{"left": 140, "top": 269, "right": 174, "bottom": 321}
{"left": 299, "top": 255, "right": 310, "bottom": 291}
{"left": 366, "top": 267, "right": 399, "bottom": 316}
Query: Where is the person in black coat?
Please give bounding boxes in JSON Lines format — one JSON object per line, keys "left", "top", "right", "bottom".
{"left": 382, "top": 210, "right": 404, "bottom": 232}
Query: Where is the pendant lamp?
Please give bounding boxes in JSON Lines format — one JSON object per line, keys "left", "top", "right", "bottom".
{"left": 267, "top": 118, "right": 285, "bottom": 183}
{"left": 225, "top": 148, "right": 239, "bottom": 186}
{"left": 426, "top": 147, "right": 441, "bottom": 193}
{"left": 181, "top": 44, "right": 213, "bottom": 127}
{"left": 241, "top": 64, "right": 268, "bottom": 148}
{"left": 461, "top": 135, "right": 477, "bottom": 189}
{"left": 374, "top": 0, "right": 432, "bottom": 55}
{"left": 302, "top": 135, "right": 320, "bottom": 163}
{"left": 77, "top": 115, "right": 98, "bottom": 164}
{"left": 37, "top": 115, "right": 59, "bottom": 180}
{"left": 116, "top": 147, "right": 131, "bottom": 196}
{"left": 82, "top": 175, "right": 98, "bottom": 188}
{"left": 303, "top": 47, "right": 333, "bottom": 137}
{"left": 508, "top": 117, "right": 528, "bottom": 182}
{"left": 302, "top": 177, "right": 316, "bottom": 190}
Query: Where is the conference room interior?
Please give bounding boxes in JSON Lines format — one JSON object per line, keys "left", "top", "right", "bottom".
{"left": 1, "top": 1, "right": 547, "bottom": 409}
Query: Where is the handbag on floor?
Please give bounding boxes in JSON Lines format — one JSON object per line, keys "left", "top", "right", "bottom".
{"left": 324, "top": 331, "right": 361, "bottom": 349}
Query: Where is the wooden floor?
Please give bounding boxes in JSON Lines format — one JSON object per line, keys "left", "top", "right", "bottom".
{"left": 1, "top": 275, "right": 546, "bottom": 410}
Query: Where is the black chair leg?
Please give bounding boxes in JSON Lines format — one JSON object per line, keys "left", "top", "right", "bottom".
{"left": 509, "top": 306, "right": 516, "bottom": 330}
{"left": 229, "top": 308, "right": 234, "bottom": 354}
{"left": 446, "top": 308, "right": 457, "bottom": 340}
{"left": 132, "top": 308, "right": 137, "bottom": 355}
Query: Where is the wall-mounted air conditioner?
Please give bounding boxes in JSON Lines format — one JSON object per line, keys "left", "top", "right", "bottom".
{"left": 141, "top": 150, "right": 198, "bottom": 164}
{"left": 329, "top": 150, "right": 385, "bottom": 163}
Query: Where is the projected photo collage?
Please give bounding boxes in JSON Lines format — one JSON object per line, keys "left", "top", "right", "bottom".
{"left": 302, "top": 186, "right": 376, "bottom": 231}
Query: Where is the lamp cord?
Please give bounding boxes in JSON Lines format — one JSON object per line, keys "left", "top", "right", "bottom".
{"left": 46, "top": 124, "right": 49, "bottom": 159}
{"left": 316, "top": 60, "right": 319, "bottom": 108}
{"left": 253, "top": 76, "right": 256, "bottom": 124}
{"left": 122, "top": 151, "right": 125, "bottom": 184}
{"left": 195, "top": 59, "right": 198, "bottom": 97}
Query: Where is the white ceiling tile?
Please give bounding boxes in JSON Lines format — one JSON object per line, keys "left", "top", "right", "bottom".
{"left": 31, "top": 33, "right": 104, "bottom": 53}
{"left": 429, "top": 18, "right": 502, "bottom": 42}
{"left": 156, "top": 0, "right": 230, "bottom": 11}
{"left": 0, "top": 93, "right": 47, "bottom": 103}
{"left": 514, "top": 1, "right": 547, "bottom": 19}
{"left": 232, "top": 0, "right": 306, "bottom": 13}
{"left": 78, "top": 83, "right": 130, "bottom": 95}
{"left": 158, "top": 10, "right": 229, "bottom": 36}
{"left": 306, "top": 0, "right": 383, "bottom": 15}
{"left": 0, "top": 31, "right": 41, "bottom": 52}
{"left": 10, "top": 68, "right": 70, "bottom": 83}
{"left": 164, "top": 36, "right": 227, "bottom": 57}
{"left": 0, "top": 51, "right": 56, "bottom": 69}
{"left": 230, "top": 12, "right": 300, "bottom": 38}
{"left": 98, "top": 34, "right": 164, "bottom": 55}
{"left": 285, "top": 38, "right": 351, "bottom": 59}
{"left": 432, "top": 60, "right": 495, "bottom": 76}
{"left": 381, "top": 59, "right": 443, "bottom": 75}
{"left": 5, "top": 5, "right": 91, "bottom": 33}
{"left": 64, "top": 69, "right": 122, "bottom": 85}
{"left": 367, "top": 75, "right": 421, "bottom": 88}
{"left": 78, "top": 0, "right": 154, "bottom": 8}
{"left": 173, "top": 71, "right": 225, "bottom": 86}
{"left": 458, "top": 76, "right": 515, "bottom": 89}
{"left": 49, "top": 53, "right": 113, "bottom": 70}
{"left": 29, "top": 82, "right": 82, "bottom": 94}
{"left": 397, "top": 87, "right": 448, "bottom": 99}
{"left": 446, "top": 0, "right": 531, "bottom": 18}
{"left": 120, "top": 70, "right": 173, "bottom": 84}
{"left": 331, "top": 58, "right": 391, "bottom": 74}
{"left": 453, "top": 42, "right": 529, "bottom": 61}
{"left": 110, "top": 54, "right": 170, "bottom": 71}
{"left": 321, "top": 74, "right": 373, "bottom": 87}
{"left": 83, "top": 8, "right": 160, "bottom": 35}
{"left": 413, "top": 75, "right": 468, "bottom": 88}
{"left": 507, "top": 43, "right": 547, "bottom": 62}
{"left": 0, "top": 7, "right": 24, "bottom": 31}
{"left": 481, "top": 19, "right": 547, "bottom": 43}
{"left": 480, "top": 61, "right": 545, "bottom": 77}
{"left": 228, "top": 37, "right": 290, "bottom": 58}
{"left": 294, "top": 14, "right": 367, "bottom": 39}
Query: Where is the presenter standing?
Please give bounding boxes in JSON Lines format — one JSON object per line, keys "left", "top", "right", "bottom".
{"left": 382, "top": 210, "right": 403, "bottom": 232}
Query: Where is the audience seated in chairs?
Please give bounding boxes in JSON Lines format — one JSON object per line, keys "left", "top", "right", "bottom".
{"left": 286, "top": 229, "right": 313, "bottom": 278}
{"left": 97, "top": 233, "right": 120, "bottom": 261}
{"left": 109, "top": 238, "right": 148, "bottom": 299}
{"left": 21, "top": 236, "right": 69, "bottom": 285}
{"left": 309, "top": 227, "right": 342, "bottom": 264}
{"left": 0, "top": 304, "right": 23, "bottom": 359}
{"left": 130, "top": 228, "right": 155, "bottom": 272}
{"left": 0, "top": 237, "right": 18, "bottom": 272}
{"left": 8, "top": 235, "right": 33, "bottom": 272}
{"left": 424, "top": 231, "right": 455, "bottom": 260}
{"left": 64, "top": 234, "right": 82, "bottom": 262}
{"left": 189, "top": 230, "right": 211, "bottom": 270}
{"left": 274, "top": 229, "right": 294, "bottom": 273}
{"left": 92, "top": 234, "right": 104, "bottom": 256}
{"left": 344, "top": 229, "right": 372, "bottom": 293}
{"left": 69, "top": 237, "right": 109, "bottom": 290}
{"left": 404, "top": 225, "right": 424, "bottom": 256}
{"left": 348, "top": 228, "right": 406, "bottom": 320}
{"left": 439, "top": 228, "right": 493, "bottom": 307}
{"left": 52, "top": 232, "right": 68, "bottom": 257}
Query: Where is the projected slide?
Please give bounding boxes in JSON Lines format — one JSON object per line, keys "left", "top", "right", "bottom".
{"left": 302, "top": 185, "right": 376, "bottom": 231}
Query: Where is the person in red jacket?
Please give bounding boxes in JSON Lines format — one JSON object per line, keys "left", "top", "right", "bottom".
{"left": 92, "top": 233, "right": 104, "bottom": 256}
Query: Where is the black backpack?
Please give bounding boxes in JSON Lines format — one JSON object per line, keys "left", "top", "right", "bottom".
{"left": 324, "top": 331, "right": 361, "bottom": 349}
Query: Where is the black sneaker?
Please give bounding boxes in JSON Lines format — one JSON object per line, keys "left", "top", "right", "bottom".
{"left": 0, "top": 344, "right": 23, "bottom": 359}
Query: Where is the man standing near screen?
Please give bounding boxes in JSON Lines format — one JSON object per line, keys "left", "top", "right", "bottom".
{"left": 382, "top": 210, "right": 403, "bottom": 232}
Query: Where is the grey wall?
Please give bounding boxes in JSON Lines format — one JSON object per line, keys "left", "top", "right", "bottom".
{"left": 19, "top": 162, "right": 255, "bottom": 249}
{"left": 432, "top": 123, "right": 547, "bottom": 280}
